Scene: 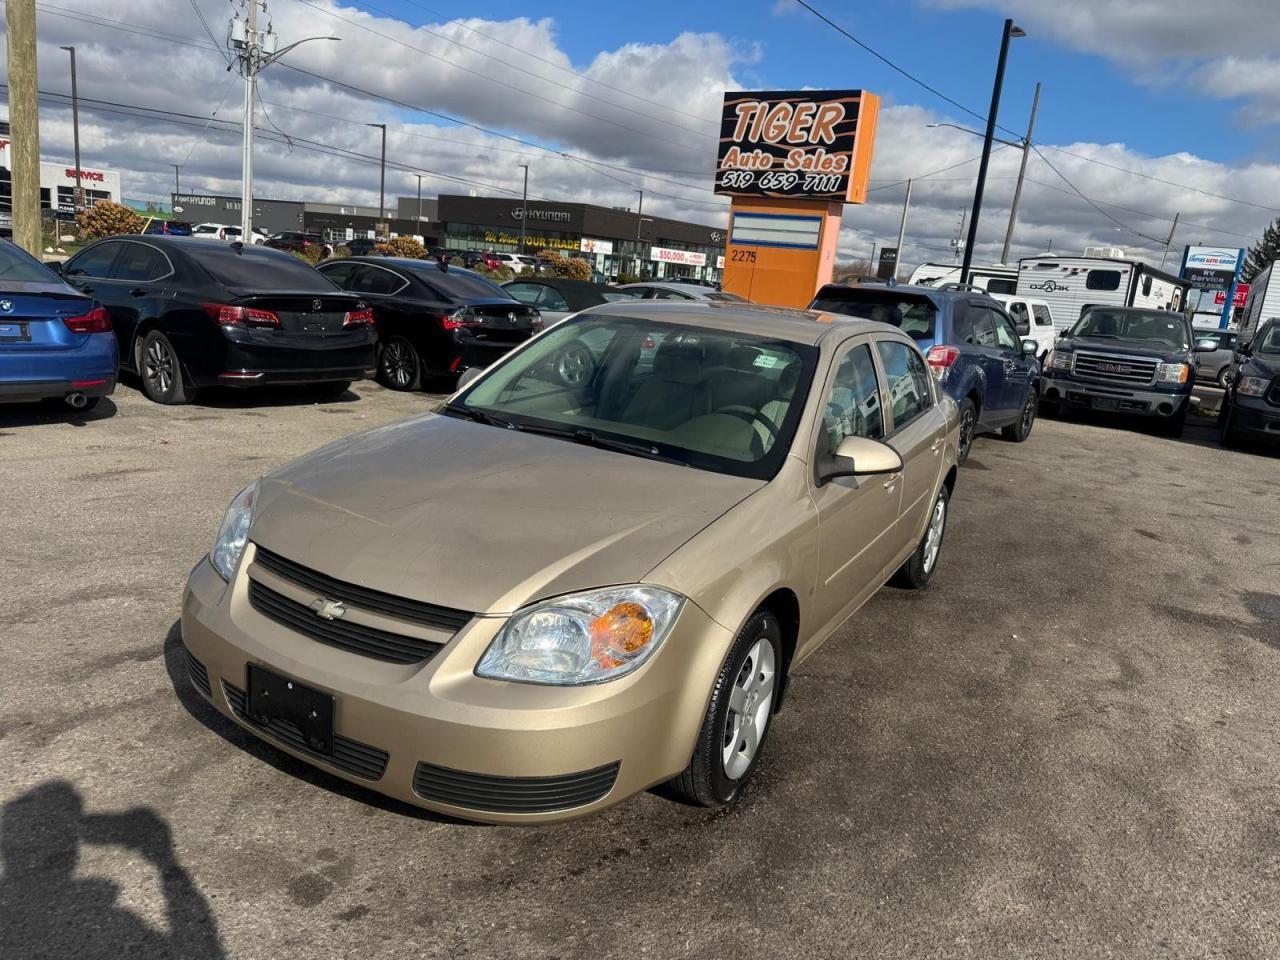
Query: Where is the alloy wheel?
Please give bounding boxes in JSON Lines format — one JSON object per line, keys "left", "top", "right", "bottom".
{"left": 381, "top": 339, "right": 416, "bottom": 388}
{"left": 721, "top": 637, "right": 776, "bottom": 780}
{"left": 923, "top": 496, "right": 947, "bottom": 574}
{"left": 145, "top": 339, "right": 174, "bottom": 396}
{"left": 959, "top": 407, "right": 975, "bottom": 460}
{"left": 1021, "top": 395, "right": 1036, "bottom": 436}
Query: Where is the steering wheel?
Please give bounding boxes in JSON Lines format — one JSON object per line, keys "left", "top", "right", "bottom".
{"left": 717, "top": 404, "right": 780, "bottom": 442}
{"left": 555, "top": 343, "right": 595, "bottom": 386}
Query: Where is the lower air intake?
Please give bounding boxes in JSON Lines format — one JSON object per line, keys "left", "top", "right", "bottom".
{"left": 412, "top": 760, "right": 620, "bottom": 814}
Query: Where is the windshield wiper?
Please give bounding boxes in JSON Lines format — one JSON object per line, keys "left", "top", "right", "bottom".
{"left": 441, "top": 402, "right": 513, "bottom": 429}
{"left": 513, "top": 421, "right": 686, "bottom": 465}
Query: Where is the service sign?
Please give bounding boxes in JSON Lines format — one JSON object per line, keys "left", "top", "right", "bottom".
{"left": 1181, "top": 245, "right": 1243, "bottom": 291}
{"left": 715, "top": 89, "right": 880, "bottom": 203}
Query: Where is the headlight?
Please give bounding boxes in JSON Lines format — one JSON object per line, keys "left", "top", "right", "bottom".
{"left": 1157, "top": 362, "right": 1189, "bottom": 384}
{"left": 1047, "top": 350, "right": 1071, "bottom": 370}
{"left": 210, "top": 481, "right": 259, "bottom": 581}
{"left": 1237, "top": 376, "right": 1269, "bottom": 396}
{"left": 476, "top": 586, "right": 685, "bottom": 685}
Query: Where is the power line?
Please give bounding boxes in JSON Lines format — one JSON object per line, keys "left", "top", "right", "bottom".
{"left": 867, "top": 148, "right": 1005, "bottom": 193}
{"left": 791, "top": 0, "right": 1023, "bottom": 141}
{"left": 1030, "top": 145, "right": 1164, "bottom": 245}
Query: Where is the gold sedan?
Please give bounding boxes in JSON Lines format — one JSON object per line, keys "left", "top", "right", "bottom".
{"left": 182, "top": 302, "right": 959, "bottom": 822}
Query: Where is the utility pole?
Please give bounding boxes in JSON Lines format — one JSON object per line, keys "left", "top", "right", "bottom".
{"left": 231, "top": 3, "right": 337, "bottom": 238}
{"left": 1000, "top": 81, "right": 1040, "bottom": 265}
{"left": 1160, "top": 212, "right": 1180, "bottom": 270}
{"left": 953, "top": 208, "right": 967, "bottom": 263}
{"left": 634, "top": 189, "right": 644, "bottom": 276}
{"left": 170, "top": 163, "right": 182, "bottom": 202}
{"left": 7, "top": 0, "right": 41, "bottom": 254}
{"left": 415, "top": 173, "right": 423, "bottom": 235}
{"left": 367, "top": 122, "right": 386, "bottom": 233}
{"left": 869, "top": 240, "right": 877, "bottom": 274}
{"left": 518, "top": 163, "right": 529, "bottom": 254}
{"left": 961, "top": 18, "right": 1026, "bottom": 285}
{"left": 894, "top": 178, "right": 912, "bottom": 276}
{"left": 60, "top": 46, "right": 84, "bottom": 215}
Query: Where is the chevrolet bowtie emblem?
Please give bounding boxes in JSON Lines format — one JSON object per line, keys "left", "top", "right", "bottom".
{"left": 309, "top": 598, "right": 347, "bottom": 620}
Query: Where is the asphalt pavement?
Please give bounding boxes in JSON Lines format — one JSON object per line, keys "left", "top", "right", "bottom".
{"left": 2, "top": 379, "right": 1278, "bottom": 960}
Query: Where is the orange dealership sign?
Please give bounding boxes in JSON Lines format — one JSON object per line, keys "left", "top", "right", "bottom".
{"left": 715, "top": 90, "right": 880, "bottom": 203}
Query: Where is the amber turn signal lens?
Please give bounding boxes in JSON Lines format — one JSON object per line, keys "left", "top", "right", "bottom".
{"left": 589, "top": 602, "right": 653, "bottom": 668}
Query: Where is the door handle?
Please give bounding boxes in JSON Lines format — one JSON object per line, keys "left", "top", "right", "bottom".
{"left": 930, "top": 437, "right": 943, "bottom": 455}
{"left": 128, "top": 288, "right": 147, "bottom": 298}
{"left": 883, "top": 472, "right": 902, "bottom": 491}
{"left": 1003, "top": 358, "right": 1016, "bottom": 371}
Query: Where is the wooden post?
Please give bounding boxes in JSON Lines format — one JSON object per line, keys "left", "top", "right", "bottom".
{"left": 6, "top": 0, "right": 42, "bottom": 255}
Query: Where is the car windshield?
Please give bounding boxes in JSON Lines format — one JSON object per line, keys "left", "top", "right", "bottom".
{"left": 1257, "top": 324, "right": 1280, "bottom": 355}
{"left": 0, "top": 241, "right": 58, "bottom": 282}
{"left": 1069, "top": 308, "right": 1190, "bottom": 349}
{"left": 404, "top": 264, "right": 509, "bottom": 300}
{"left": 809, "top": 289, "right": 937, "bottom": 341}
{"left": 195, "top": 247, "right": 339, "bottom": 291}
{"left": 450, "top": 314, "right": 817, "bottom": 480}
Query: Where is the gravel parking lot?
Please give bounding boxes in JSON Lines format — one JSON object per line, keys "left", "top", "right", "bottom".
{"left": 2, "top": 380, "right": 1278, "bottom": 959}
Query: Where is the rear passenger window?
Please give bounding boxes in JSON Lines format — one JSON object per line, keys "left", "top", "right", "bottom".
{"left": 1087, "top": 270, "right": 1122, "bottom": 291}
{"left": 1007, "top": 301, "right": 1030, "bottom": 335}
{"left": 1032, "top": 304, "right": 1053, "bottom": 327}
{"left": 109, "top": 243, "right": 170, "bottom": 282}
{"left": 821, "top": 344, "right": 884, "bottom": 453}
{"left": 972, "top": 310, "right": 999, "bottom": 347}
{"left": 876, "top": 340, "right": 932, "bottom": 429}
{"left": 319, "top": 262, "right": 357, "bottom": 288}
{"left": 351, "top": 266, "right": 405, "bottom": 296}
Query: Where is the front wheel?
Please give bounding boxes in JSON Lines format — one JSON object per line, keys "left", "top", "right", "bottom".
{"left": 1219, "top": 398, "right": 1240, "bottom": 448}
{"left": 1162, "top": 402, "right": 1188, "bottom": 439}
{"left": 892, "top": 484, "right": 950, "bottom": 589}
{"left": 1001, "top": 390, "right": 1037, "bottom": 442}
{"left": 668, "top": 610, "right": 781, "bottom": 808}
{"left": 139, "top": 331, "right": 195, "bottom": 404}
{"left": 1217, "top": 367, "right": 1232, "bottom": 390}
{"left": 956, "top": 398, "right": 977, "bottom": 465}
{"left": 378, "top": 336, "right": 421, "bottom": 391}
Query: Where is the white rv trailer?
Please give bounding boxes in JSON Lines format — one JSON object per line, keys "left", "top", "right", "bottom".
{"left": 1016, "top": 256, "right": 1190, "bottom": 331}
{"left": 907, "top": 261, "right": 1018, "bottom": 295}
{"left": 1239, "top": 262, "right": 1280, "bottom": 342}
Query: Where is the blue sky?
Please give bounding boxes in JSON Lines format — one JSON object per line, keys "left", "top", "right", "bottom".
{"left": 368, "top": 0, "right": 1260, "bottom": 166}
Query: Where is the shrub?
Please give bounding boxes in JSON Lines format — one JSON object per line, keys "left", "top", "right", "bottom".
{"left": 615, "top": 271, "right": 642, "bottom": 285}
{"left": 378, "top": 236, "right": 427, "bottom": 259}
{"left": 475, "top": 264, "right": 515, "bottom": 284}
{"left": 77, "top": 201, "right": 144, "bottom": 240}
{"left": 289, "top": 247, "right": 326, "bottom": 265}
{"left": 535, "top": 249, "right": 591, "bottom": 281}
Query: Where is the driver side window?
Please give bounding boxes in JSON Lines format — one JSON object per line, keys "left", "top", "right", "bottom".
{"left": 820, "top": 344, "right": 884, "bottom": 455}
{"left": 991, "top": 310, "right": 1018, "bottom": 350}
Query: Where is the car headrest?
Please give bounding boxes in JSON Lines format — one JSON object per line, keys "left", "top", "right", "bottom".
{"left": 654, "top": 342, "right": 704, "bottom": 385}
{"left": 727, "top": 345, "right": 761, "bottom": 370}
{"left": 775, "top": 361, "right": 800, "bottom": 400}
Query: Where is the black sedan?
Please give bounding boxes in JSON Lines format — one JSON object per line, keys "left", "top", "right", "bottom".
{"left": 502, "top": 277, "right": 636, "bottom": 326}
{"left": 1219, "top": 318, "right": 1280, "bottom": 447}
{"left": 316, "top": 256, "right": 539, "bottom": 390}
{"left": 57, "top": 237, "right": 376, "bottom": 404}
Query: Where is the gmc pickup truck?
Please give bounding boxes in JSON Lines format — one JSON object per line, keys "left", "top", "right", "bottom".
{"left": 1039, "top": 306, "right": 1212, "bottom": 438}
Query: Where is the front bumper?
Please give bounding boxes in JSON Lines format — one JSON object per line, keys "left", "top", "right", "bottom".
{"left": 180, "top": 549, "right": 732, "bottom": 823}
{"left": 1228, "top": 396, "right": 1280, "bottom": 439}
{"left": 1041, "top": 373, "right": 1190, "bottom": 418}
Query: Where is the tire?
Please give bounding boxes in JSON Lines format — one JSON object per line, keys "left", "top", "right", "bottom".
{"left": 138, "top": 331, "right": 195, "bottom": 404}
{"left": 891, "top": 484, "right": 950, "bottom": 590}
{"left": 1217, "top": 367, "right": 1232, "bottom": 390}
{"left": 1219, "top": 399, "right": 1240, "bottom": 448}
{"left": 312, "top": 380, "right": 352, "bottom": 398}
{"left": 1162, "top": 402, "right": 1188, "bottom": 439}
{"left": 1001, "top": 390, "right": 1037, "bottom": 442}
{"left": 668, "top": 609, "right": 781, "bottom": 809}
{"left": 378, "top": 336, "right": 421, "bottom": 391}
{"left": 956, "top": 397, "right": 977, "bottom": 466}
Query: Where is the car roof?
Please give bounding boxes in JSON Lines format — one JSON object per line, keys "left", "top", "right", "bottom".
{"left": 816, "top": 280, "right": 1005, "bottom": 308}
{"left": 622, "top": 281, "right": 710, "bottom": 292}
{"left": 581, "top": 300, "right": 895, "bottom": 346}
{"left": 341, "top": 256, "right": 490, "bottom": 279}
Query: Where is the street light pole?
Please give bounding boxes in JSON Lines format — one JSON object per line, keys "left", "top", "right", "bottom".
{"left": 634, "top": 189, "right": 644, "bottom": 276}
{"left": 894, "top": 178, "right": 912, "bottom": 278}
{"left": 415, "top": 173, "right": 423, "bottom": 234}
{"left": 960, "top": 18, "right": 1024, "bottom": 286}
{"left": 1160, "top": 212, "right": 1180, "bottom": 271}
{"left": 170, "top": 163, "right": 181, "bottom": 202}
{"left": 518, "top": 163, "right": 529, "bottom": 254}
{"left": 60, "top": 46, "right": 83, "bottom": 214}
{"left": 1000, "top": 81, "right": 1040, "bottom": 265}
{"left": 367, "top": 123, "right": 386, "bottom": 232}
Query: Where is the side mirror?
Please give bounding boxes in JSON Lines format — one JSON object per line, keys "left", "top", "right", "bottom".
{"left": 1237, "top": 341, "right": 1252, "bottom": 356}
{"left": 819, "top": 435, "right": 903, "bottom": 484}
{"left": 47, "top": 260, "right": 65, "bottom": 275}
{"left": 455, "top": 366, "right": 484, "bottom": 390}
{"left": 1021, "top": 338, "right": 1038, "bottom": 356}
{"left": 1193, "top": 341, "right": 1216, "bottom": 353}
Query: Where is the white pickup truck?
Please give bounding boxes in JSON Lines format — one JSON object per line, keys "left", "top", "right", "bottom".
{"left": 991, "top": 293, "right": 1057, "bottom": 364}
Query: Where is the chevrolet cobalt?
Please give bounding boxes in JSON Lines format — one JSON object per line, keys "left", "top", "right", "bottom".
{"left": 181, "top": 302, "right": 960, "bottom": 822}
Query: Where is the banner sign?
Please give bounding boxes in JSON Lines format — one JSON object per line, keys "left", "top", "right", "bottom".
{"left": 579, "top": 237, "right": 613, "bottom": 255}
{"left": 1180, "top": 246, "right": 1243, "bottom": 291}
{"left": 1213, "top": 284, "right": 1249, "bottom": 308}
{"left": 715, "top": 89, "right": 880, "bottom": 203}
{"left": 651, "top": 246, "right": 707, "bottom": 267}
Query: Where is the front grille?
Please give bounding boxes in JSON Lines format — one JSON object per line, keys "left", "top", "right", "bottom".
{"left": 1266, "top": 378, "right": 1280, "bottom": 407}
{"left": 253, "top": 545, "right": 472, "bottom": 632}
{"left": 248, "top": 579, "right": 444, "bottom": 664}
{"left": 223, "top": 681, "right": 388, "bottom": 780}
{"left": 412, "top": 760, "right": 620, "bottom": 814}
{"left": 185, "top": 648, "right": 211, "bottom": 697}
{"left": 1071, "top": 352, "right": 1159, "bottom": 386}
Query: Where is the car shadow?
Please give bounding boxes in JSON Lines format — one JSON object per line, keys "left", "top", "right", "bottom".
{"left": 161, "top": 621, "right": 466, "bottom": 825}
{"left": 0, "top": 396, "right": 119, "bottom": 428}
{"left": 0, "top": 779, "right": 228, "bottom": 959}
{"left": 115, "top": 372, "right": 364, "bottom": 410}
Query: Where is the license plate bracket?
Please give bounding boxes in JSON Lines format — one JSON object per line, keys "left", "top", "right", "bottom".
{"left": 1092, "top": 397, "right": 1121, "bottom": 411}
{"left": 246, "top": 664, "right": 334, "bottom": 754}
{"left": 0, "top": 321, "right": 29, "bottom": 342}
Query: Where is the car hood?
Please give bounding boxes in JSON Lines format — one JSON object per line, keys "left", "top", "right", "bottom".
{"left": 249, "top": 414, "right": 763, "bottom": 615}
{"left": 1059, "top": 336, "right": 1189, "bottom": 361}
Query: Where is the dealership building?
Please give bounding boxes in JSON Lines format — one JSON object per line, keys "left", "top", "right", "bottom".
{"left": 428, "top": 195, "right": 727, "bottom": 281}
{"left": 0, "top": 122, "right": 122, "bottom": 213}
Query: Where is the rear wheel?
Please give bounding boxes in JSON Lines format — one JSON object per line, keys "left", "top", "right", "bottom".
{"left": 1217, "top": 367, "right": 1232, "bottom": 389}
{"left": 892, "top": 484, "right": 949, "bottom": 589}
{"left": 956, "top": 398, "right": 977, "bottom": 465}
{"left": 378, "top": 336, "right": 421, "bottom": 391}
{"left": 668, "top": 610, "right": 780, "bottom": 808}
{"left": 1001, "top": 391, "right": 1037, "bottom": 442}
{"left": 139, "top": 331, "right": 195, "bottom": 405}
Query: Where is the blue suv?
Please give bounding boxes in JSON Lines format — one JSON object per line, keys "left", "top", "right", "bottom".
{"left": 811, "top": 282, "right": 1040, "bottom": 463}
